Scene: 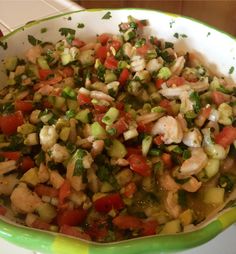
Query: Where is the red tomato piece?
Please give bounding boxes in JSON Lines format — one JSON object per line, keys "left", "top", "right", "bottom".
{"left": 57, "top": 209, "right": 87, "bottom": 227}
{"left": 136, "top": 44, "right": 149, "bottom": 56}
{"left": 118, "top": 68, "right": 130, "bottom": 86}
{"left": 42, "top": 99, "right": 53, "bottom": 109}
{"left": 116, "top": 102, "right": 124, "bottom": 111}
{"left": 112, "top": 117, "right": 128, "bottom": 135}
{"left": 94, "top": 104, "right": 109, "bottom": 113}
{"left": 127, "top": 154, "right": 151, "bottom": 176}
{"left": 38, "top": 69, "right": 54, "bottom": 81}
{"left": 107, "top": 40, "right": 121, "bottom": 51}
{"left": 113, "top": 215, "right": 143, "bottom": 230}
{"left": 34, "top": 184, "right": 59, "bottom": 198}
{"left": 96, "top": 46, "right": 108, "bottom": 62}
{"left": 141, "top": 220, "right": 158, "bottom": 236}
{"left": 155, "top": 79, "right": 164, "bottom": 89}
{"left": 77, "top": 93, "right": 91, "bottom": 105}
{"left": 159, "top": 99, "right": 173, "bottom": 115}
{"left": 0, "top": 151, "right": 21, "bottom": 161}
{"left": 62, "top": 66, "right": 74, "bottom": 77}
{"left": 72, "top": 38, "right": 85, "bottom": 48}
{"left": 104, "top": 56, "right": 118, "bottom": 70}
{"left": 86, "top": 219, "right": 109, "bottom": 241}
{"left": 94, "top": 193, "right": 124, "bottom": 213}
{"left": 215, "top": 126, "right": 236, "bottom": 148}
{"left": 97, "top": 33, "right": 111, "bottom": 45}
{"left": 126, "top": 147, "right": 142, "bottom": 157}
{"left": 20, "top": 156, "right": 35, "bottom": 172}
{"left": 32, "top": 219, "right": 50, "bottom": 230}
{"left": 0, "top": 111, "right": 24, "bottom": 135}
{"left": 137, "top": 122, "right": 153, "bottom": 134}
{"left": 211, "top": 91, "right": 230, "bottom": 106}
{"left": 0, "top": 205, "right": 7, "bottom": 216}
{"left": 59, "top": 180, "right": 71, "bottom": 206}
{"left": 124, "top": 182, "right": 137, "bottom": 198}
{"left": 161, "top": 153, "right": 172, "bottom": 169}
{"left": 154, "top": 135, "right": 164, "bottom": 145}
{"left": 15, "top": 100, "right": 33, "bottom": 112}
{"left": 60, "top": 225, "right": 91, "bottom": 241}
{"left": 166, "top": 76, "right": 185, "bottom": 87}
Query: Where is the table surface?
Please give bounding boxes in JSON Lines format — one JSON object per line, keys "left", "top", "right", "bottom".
{"left": 0, "top": 1, "right": 235, "bottom": 253}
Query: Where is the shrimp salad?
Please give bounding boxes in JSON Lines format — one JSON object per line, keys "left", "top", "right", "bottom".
{"left": 0, "top": 16, "right": 236, "bottom": 242}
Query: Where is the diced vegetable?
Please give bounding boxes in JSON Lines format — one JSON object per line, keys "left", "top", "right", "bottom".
{"left": 203, "top": 187, "right": 225, "bottom": 204}
{"left": 160, "top": 219, "right": 181, "bottom": 234}
{"left": 142, "top": 135, "right": 152, "bottom": 156}
{"left": 102, "top": 107, "right": 119, "bottom": 125}
{"left": 107, "top": 139, "right": 127, "bottom": 158}
{"left": 91, "top": 122, "right": 107, "bottom": 139}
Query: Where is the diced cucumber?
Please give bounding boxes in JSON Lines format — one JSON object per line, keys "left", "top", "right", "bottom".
{"left": 179, "top": 209, "right": 194, "bottom": 226}
{"left": 105, "top": 70, "right": 117, "bottom": 83}
{"left": 142, "top": 135, "right": 153, "bottom": 156}
{"left": 61, "top": 53, "right": 72, "bottom": 66}
{"left": 108, "top": 139, "right": 127, "bottom": 158}
{"left": 157, "top": 67, "right": 171, "bottom": 80}
{"left": 67, "top": 99, "right": 78, "bottom": 110}
{"left": 91, "top": 122, "right": 107, "bottom": 139}
{"left": 160, "top": 219, "right": 181, "bottom": 234}
{"left": 54, "top": 96, "right": 66, "bottom": 109}
{"left": 102, "top": 107, "right": 119, "bottom": 125}
{"left": 27, "top": 64, "right": 39, "bottom": 78}
{"left": 151, "top": 106, "right": 165, "bottom": 113}
{"left": 36, "top": 203, "right": 57, "bottom": 223}
{"left": 123, "top": 28, "right": 136, "bottom": 41}
{"left": 21, "top": 167, "right": 39, "bottom": 186}
{"left": 37, "top": 56, "right": 50, "bottom": 70}
{"left": 100, "top": 182, "right": 114, "bottom": 192}
{"left": 123, "top": 128, "right": 138, "bottom": 141}
{"left": 118, "top": 60, "right": 129, "bottom": 69}
{"left": 17, "top": 123, "right": 36, "bottom": 135}
{"left": 4, "top": 56, "right": 18, "bottom": 71}
{"left": 62, "top": 86, "right": 76, "bottom": 100}
{"left": 203, "top": 187, "right": 225, "bottom": 204}
{"left": 204, "top": 144, "right": 227, "bottom": 160}
{"left": 205, "top": 159, "right": 220, "bottom": 178}
{"left": 75, "top": 109, "right": 91, "bottom": 123}
{"left": 59, "top": 127, "right": 71, "bottom": 142}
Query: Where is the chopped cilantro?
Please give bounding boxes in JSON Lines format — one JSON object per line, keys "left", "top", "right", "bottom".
{"left": 178, "top": 189, "right": 187, "bottom": 207}
{"left": 77, "top": 23, "right": 85, "bottom": 29}
{"left": 0, "top": 41, "right": 8, "bottom": 50}
{"left": 59, "top": 27, "right": 76, "bottom": 36}
{"left": 169, "top": 20, "right": 175, "bottom": 28}
{"left": 207, "top": 32, "right": 211, "bottom": 37}
{"left": 0, "top": 102, "right": 14, "bottom": 114}
{"left": 67, "top": 16, "right": 72, "bottom": 21}
{"left": 174, "top": 33, "right": 179, "bottom": 39}
{"left": 173, "top": 33, "right": 188, "bottom": 39}
{"left": 229, "top": 66, "right": 235, "bottom": 74}
{"left": 107, "top": 128, "right": 117, "bottom": 136}
{"left": 40, "top": 28, "right": 47, "bottom": 33}
{"left": 102, "top": 11, "right": 112, "bottom": 20}
{"left": 66, "top": 109, "right": 76, "bottom": 119}
{"left": 190, "top": 91, "right": 201, "bottom": 113}
{"left": 183, "top": 149, "right": 191, "bottom": 160}
{"left": 165, "top": 41, "right": 174, "bottom": 49}
{"left": 28, "top": 35, "right": 42, "bottom": 46}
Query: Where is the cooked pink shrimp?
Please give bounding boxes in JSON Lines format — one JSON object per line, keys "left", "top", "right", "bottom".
{"left": 26, "top": 45, "right": 42, "bottom": 64}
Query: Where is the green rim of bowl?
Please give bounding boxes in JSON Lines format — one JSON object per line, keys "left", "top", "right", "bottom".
{"left": 0, "top": 8, "right": 236, "bottom": 254}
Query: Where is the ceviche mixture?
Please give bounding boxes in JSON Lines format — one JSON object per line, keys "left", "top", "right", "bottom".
{"left": 0, "top": 16, "right": 236, "bottom": 242}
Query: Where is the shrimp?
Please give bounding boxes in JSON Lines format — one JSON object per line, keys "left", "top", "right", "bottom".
{"left": 176, "top": 113, "right": 188, "bottom": 132}
{"left": 0, "top": 174, "right": 19, "bottom": 195}
{"left": 151, "top": 116, "right": 183, "bottom": 144}
{"left": 26, "top": 45, "right": 42, "bottom": 64}
{"left": 159, "top": 173, "right": 180, "bottom": 192}
{"left": 50, "top": 143, "right": 69, "bottom": 163}
{"left": 187, "top": 77, "right": 209, "bottom": 92}
{"left": 159, "top": 85, "right": 190, "bottom": 99}
{"left": 87, "top": 167, "right": 100, "bottom": 193}
{"left": 177, "top": 147, "right": 208, "bottom": 178}
{"left": 39, "top": 125, "right": 58, "bottom": 151}
{"left": 179, "top": 90, "right": 194, "bottom": 114}
{"left": 0, "top": 160, "right": 17, "bottom": 175}
{"left": 131, "top": 55, "right": 146, "bottom": 72}
{"left": 182, "top": 128, "right": 202, "bottom": 147}
{"left": 170, "top": 56, "right": 185, "bottom": 76}
{"left": 165, "top": 191, "right": 181, "bottom": 219}
{"left": 90, "top": 90, "right": 114, "bottom": 102}
{"left": 181, "top": 177, "right": 202, "bottom": 192}
{"left": 146, "top": 58, "right": 163, "bottom": 73}
{"left": 37, "top": 84, "right": 54, "bottom": 95}
{"left": 91, "top": 140, "right": 104, "bottom": 157}
{"left": 10, "top": 183, "right": 42, "bottom": 214}
{"left": 137, "top": 112, "right": 163, "bottom": 125}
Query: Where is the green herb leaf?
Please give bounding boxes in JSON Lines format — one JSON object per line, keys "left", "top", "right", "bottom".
{"left": 77, "top": 23, "right": 85, "bottom": 29}
{"left": 0, "top": 41, "right": 8, "bottom": 50}
{"left": 66, "top": 109, "right": 76, "bottom": 119}
{"left": 173, "top": 33, "right": 179, "bottom": 39}
{"left": 169, "top": 20, "right": 175, "bottom": 28}
{"left": 59, "top": 27, "right": 76, "bottom": 36}
{"left": 67, "top": 16, "right": 72, "bottom": 21}
{"left": 0, "top": 102, "right": 14, "bottom": 114}
{"left": 190, "top": 91, "right": 201, "bottom": 113}
{"left": 178, "top": 189, "right": 187, "bottom": 207}
{"left": 28, "top": 35, "right": 42, "bottom": 46}
{"left": 102, "top": 11, "right": 112, "bottom": 20}
{"left": 207, "top": 32, "right": 211, "bottom": 37}
{"left": 229, "top": 66, "right": 235, "bottom": 74}
{"left": 183, "top": 149, "right": 191, "bottom": 160}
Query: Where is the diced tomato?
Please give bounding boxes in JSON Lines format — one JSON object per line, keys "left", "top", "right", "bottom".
{"left": 57, "top": 209, "right": 87, "bottom": 227}
{"left": 60, "top": 225, "right": 91, "bottom": 241}
{"left": 15, "top": 100, "right": 33, "bottom": 112}
{"left": 94, "top": 193, "right": 124, "bottom": 213}
{"left": 141, "top": 220, "right": 158, "bottom": 236}
{"left": 72, "top": 38, "right": 85, "bottom": 48}
{"left": 77, "top": 93, "right": 91, "bottom": 105}
{"left": 104, "top": 56, "right": 118, "bottom": 70}
{"left": 34, "top": 184, "right": 59, "bottom": 198}
{"left": 97, "top": 33, "right": 111, "bottom": 45}
{"left": 127, "top": 154, "right": 151, "bottom": 177}
{"left": 124, "top": 182, "right": 137, "bottom": 198}
{"left": 155, "top": 79, "right": 164, "bottom": 89}
{"left": 201, "top": 106, "right": 212, "bottom": 118}
{"left": 167, "top": 76, "right": 185, "bottom": 87}
{"left": 62, "top": 66, "right": 74, "bottom": 77}
{"left": 39, "top": 69, "right": 54, "bottom": 81}
{"left": 126, "top": 147, "right": 142, "bottom": 157}
{"left": 161, "top": 153, "right": 172, "bottom": 169}
{"left": 59, "top": 180, "right": 71, "bottom": 206}
{"left": 0, "top": 151, "right": 21, "bottom": 161}
{"left": 20, "top": 156, "right": 35, "bottom": 172}
{"left": 94, "top": 113, "right": 105, "bottom": 126}
{"left": 0, "top": 205, "right": 7, "bottom": 216}
{"left": 215, "top": 126, "right": 236, "bottom": 148}
{"left": 154, "top": 135, "right": 164, "bottom": 145}
{"left": 32, "top": 219, "right": 50, "bottom": 230}
{"left": 96, "top": 46, "right": 108, "bottom": 62}
{"left": 118, "top": 68, "right": 130, "bottom": 86}
{"left": 136, "top": 44, "right": 149, "bottom": 56}
{"left": 211, "top": 91, "right": 230, "bottom": 106}
{"left": 86, "top": 219, "right": 109, "bottom": 241}
{"left": 116, "top": 101, "right": 124, "bottom": 111}
{"left": 0, "top": 111, "right": 24, "bottom": 135}
{"left": 137, "top": 122, "right": 153, "bottom": 134}
{"left": 42, "top": 99, "right": 53, "bottom": 109}
{"left": 112, "top": 117, "right": 128, "bottom": 135}
{"left": 113, "top": 215, "right": 143, "bottom": 230}
{"left": 94, "top": 104, "right": 108, "bottom": 113}
{"left": 159, "top": 99, "right": 173, "bottom": 115}
{"left": 107, "top": 40, "right": 121, "bottom": 51}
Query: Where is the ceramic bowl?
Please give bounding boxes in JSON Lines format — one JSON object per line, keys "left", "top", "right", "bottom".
{"left": 0, "top": 8, "right": 236, "bottom": 254}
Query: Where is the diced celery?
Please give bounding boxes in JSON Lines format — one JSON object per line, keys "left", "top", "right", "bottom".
{"left": 108, "top": 139, "right": 127, "bottom": 158}
{"left": 160, "top": 219, "right": 181, "bottom": 234}
{"left": 91, "top": 122, "right": 107, "bottom": 139}
{"left": 123, "top": 128, "right": 139, "bottom": 140}
{"left": 4, "top": 56, "right": 18, "bottom": 71}
{"left": 37, "top": 56, "right": 50, "bottom": 70}
{"left": 75, "top": 109, "right": 91, "bottom": 123}
{"left": 203, "top": 187, "right": 225, "bottom": 204}
{"left": 21, "top": 167, "right": 39, "bottom": 186}
{"left": 102, "top": 107, "right": 119, "bottom": 125}
{"left": 142, "top": 135, "right": 153, "bottom": 156}
{"left": 157, "top": 67, "right": 172, "bottom": 80}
